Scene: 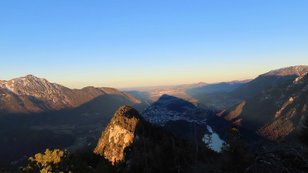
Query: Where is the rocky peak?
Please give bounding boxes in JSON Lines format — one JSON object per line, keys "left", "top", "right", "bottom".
{"left": 93, "top": 106, "right": 142, "bottom": 164}
{"left": 10, "top": 74, "right": 47, "bottom": 85}
{"left": 263, "top": 65, "right": 308, "bottom": 77}
{"left": 1, "top": 75, "right": 55, "bottom": 92}
{"left": 114, "top": 105, "right": 141, "bottom": 119}
{"left": 4, "top": 75, "right": 69, "bottom": 104}
{"left": 24, "top": 74, "right": 42, "bottom": 80}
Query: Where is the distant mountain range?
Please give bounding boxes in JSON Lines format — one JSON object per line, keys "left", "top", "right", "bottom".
{"left": 126, "top": 80, "right": 249, "bottom": 107}
{"left": 0, "top": 75, "right": 141, "bottom": 114}
{"left": 1, "top": 65, "right": 308, "bottom": 169}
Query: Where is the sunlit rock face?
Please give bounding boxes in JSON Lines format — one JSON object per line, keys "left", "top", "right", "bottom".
{"left": 94, "top": 105, "right": 141, "bottom": 164}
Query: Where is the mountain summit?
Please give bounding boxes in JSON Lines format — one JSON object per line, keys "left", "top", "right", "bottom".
{"left": 94, "top": 106, "right": 141, "bottom": 164}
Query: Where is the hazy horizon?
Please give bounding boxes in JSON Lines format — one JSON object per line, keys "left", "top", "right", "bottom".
{"left": 1, "top": 65, "right": 306, "bottom": 89}
{"left": 1, "top": 0, "right": 308, "bottom": 88}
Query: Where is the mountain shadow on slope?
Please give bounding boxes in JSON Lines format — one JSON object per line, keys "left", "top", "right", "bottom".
{"left": 142, "top": 94, "right": 214, "bottom": 123}
{"left": 141, "top": 94, "right": 233, "bottom": 151}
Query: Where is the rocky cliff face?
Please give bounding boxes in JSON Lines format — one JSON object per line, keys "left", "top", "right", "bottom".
{"left": 93, "top": 106, "right": 141, "bottom": 164}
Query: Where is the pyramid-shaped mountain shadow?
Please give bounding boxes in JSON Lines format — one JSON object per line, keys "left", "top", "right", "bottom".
{"left": 93, "top": 105, "right": 218, "bottom": 172}
{"left": 142, "top": 94, "right": 215, "bottom": 123}
{"left": 142, "top": 94, "right": 228, "bottom": 139}
{"left": 142, "top": 94, "right": 262, "bottom": 145}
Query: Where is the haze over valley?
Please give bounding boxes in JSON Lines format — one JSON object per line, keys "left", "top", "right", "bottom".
{"left": 1, "top": 0, "right": 308, "bottom": 172}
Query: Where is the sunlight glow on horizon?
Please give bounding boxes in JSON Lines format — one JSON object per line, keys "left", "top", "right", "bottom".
{"left": 0, "top": 0, "right": 308, "bottom": 88}
{"left": 12, "top": 62, "right": 306, "bottom": 89}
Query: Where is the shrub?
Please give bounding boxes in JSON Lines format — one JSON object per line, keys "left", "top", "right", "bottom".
{"left": 21, "top": 149, "right": 71, "bottom": 173}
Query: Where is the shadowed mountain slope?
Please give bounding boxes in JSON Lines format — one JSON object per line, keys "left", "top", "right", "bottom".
{"left": 221, "top": 66, "right": 308, "bottom": 140}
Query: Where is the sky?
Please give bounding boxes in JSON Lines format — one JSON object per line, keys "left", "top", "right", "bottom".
{"left": 0, "top": 0, "right": 307, "bottom": 88}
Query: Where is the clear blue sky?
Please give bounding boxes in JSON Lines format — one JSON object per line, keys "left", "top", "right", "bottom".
{"left": 0, "top": 0, "right": 307, "bottom": 88}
